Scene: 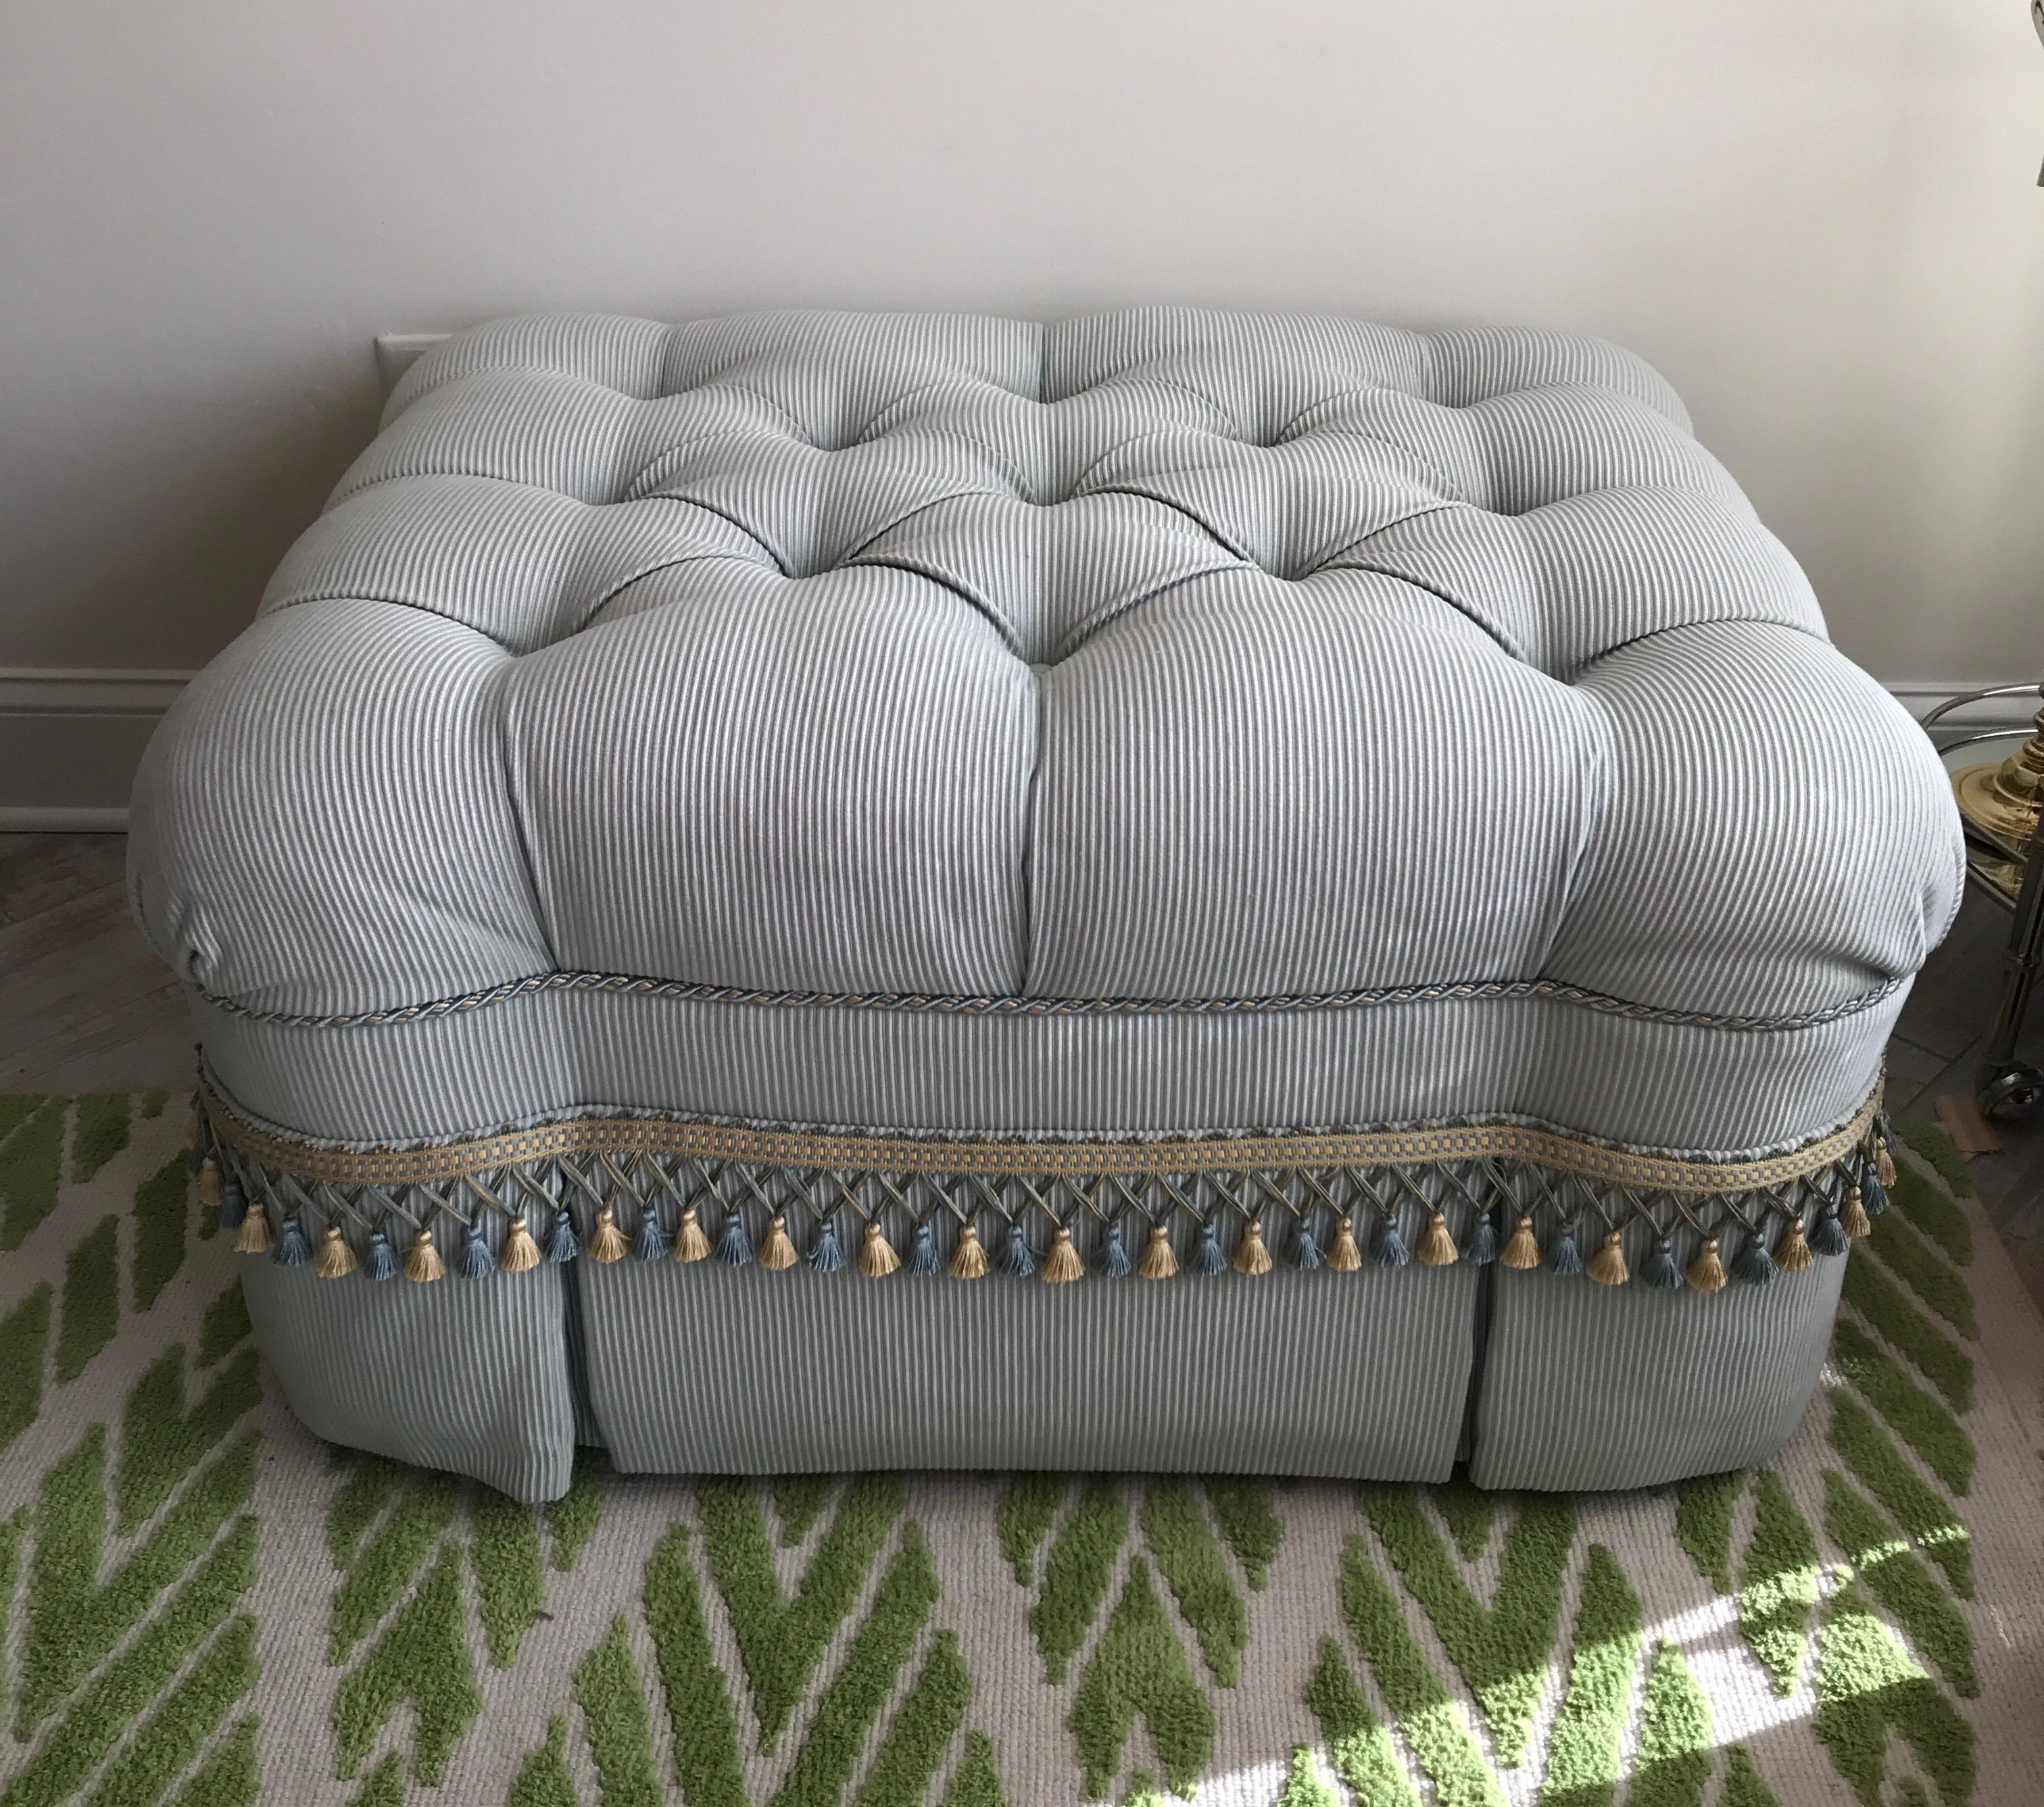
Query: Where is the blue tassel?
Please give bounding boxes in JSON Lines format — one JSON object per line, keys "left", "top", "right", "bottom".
{"left": 1293, "top": 1217, "right": 1323, "bottom": 1270}
{"left": 809, "top": 1214, "right": 846, "bottom": 1272}
{"left": 218, "top": 1179, "right": 247, "bottom": 1233}
{"left": 1810, "top": 1209, "right": 1849, "bottom": 1258}
{"left": 547, "top": 1210, "right": 579, "bottom": 1264}
{"left": 1546, "top": 1230, "right": 1583, "bottom": 1276}
{"left": 1195, "top": 1220, "right": 1226, "bottom": 1274}
{"left": 1862, "top": 1163, "right": 1889, "bottom": 1218}
{"left": 909, "top": 1220, "right": 940, "bottom": 1274}
{"left": 999, "top": 1224, "right": 1036, "bottom": 1277}
{"left": 717, "top": 1208, "right": 754, "bottom": 1266}
{"left": 1640, "top": 1235, "right": 1680, "bottom": 1289}
{"left": 1466, "top": 1211, "right": 1497, "bottom": 1266}
{"left": 1102, "top": 1218, "right": 1132, "bottom": 1278}
{"left": 364, "top": 1228, "right": 398, "bottom": 1281}
{"left": 187, "top": 1142, "right": 207, "bottom": 1177}
{"left": 460, "top": 1221, "right": 494, "bottom": 1278}
{"left": 633, "top": 1208, "right": 665, "bottom": 1263}
{"left": 1373, "top": 1213, "right": 1409, "bottom": 1268}
{"left": 1732, "top": 1233, "right": 1776, "bottom": 1285}
{"left": 274, "top": 1214, "right": 310, "bottom": 1268}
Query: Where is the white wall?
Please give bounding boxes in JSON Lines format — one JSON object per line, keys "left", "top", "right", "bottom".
{"left": 2, "top": 0, "right": 2040, "bottom": 697}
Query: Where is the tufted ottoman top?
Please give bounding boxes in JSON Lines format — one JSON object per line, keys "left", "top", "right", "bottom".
{"left": 130, "top": 309, "right": 1962, "bottom": 1156}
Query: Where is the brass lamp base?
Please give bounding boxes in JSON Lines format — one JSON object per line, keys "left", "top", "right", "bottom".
{"left": 1953, "top": 703, "right": 2044, "bottom": 849}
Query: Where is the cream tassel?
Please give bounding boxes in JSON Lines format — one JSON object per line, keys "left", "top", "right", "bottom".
{"left": 1586, "top": 1231, "right": 1629, "bottom": 1287}
{"left": 671, "top": 1205, "right": 711, "bottom": 1264}
{"left": 1876, "top": 1142, "right": 1897, "bottom": 1189}
{"left": 1417, "top": 1210, "right": 1459, "bottom": 1267}
{"left": 315, "top": 1224, "right": 357, "bottom": 1279}
{"left": 499, "top": 1212, "right": 541, "bottom": 1272}
{"left": 758, "top": 1214, "right": 798, "bottom": 1270}
{"left": 235, "top": 1206, "right": 272, "bottom": 1256}
{"left": 1775, "top": 1219, "right": 1814, "bottom": 1272}
{"left": 859, "top": 1219, "right": 900, "bottom": 1277}
{"left": 1042, "top": 1224, "right": 1084, "bottom": 1283}
{"left": 948, "top": 1220, "right": 990, "bottom": 1279}
{"left": 1232, "top": 1218, "right": 1273, "bottom": 1275}
{"left": 1685, "top": 1237, "right": 1727, "bottom": 1293}
{"left": 1499, "top": 1213, "right": 1541, "bottom": 1270}
{"left": 1839, "top": 1186, "right": 1872, "bottom": 1239}
{"left": 197, "top": 1156, "right": 224, "bottom": 1213}
{"left": 182, "top": 1106, "right": 200, "bottom": 1155}
{"left": 1138, "top": 1220, "right": 1178, "bottom": 1279}
{"left": 404, "top": 1227, "right": 445, "bottom": 1283}
{"left": 587, "top": 1206, "right": 628, "bottom": 1264}
{"left": 1326, "top": 1217, "right": 1361, "bottom": 1271}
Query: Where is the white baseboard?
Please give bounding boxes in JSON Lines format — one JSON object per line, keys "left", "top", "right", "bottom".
{"left": 0, "top": 668, "right": 197, "bottom": 831}
{"left": 0, "top": 806, "right": 132, "bottom": 832}
{"left": 0, "top": 666, "right": 2030, "bottom": 832}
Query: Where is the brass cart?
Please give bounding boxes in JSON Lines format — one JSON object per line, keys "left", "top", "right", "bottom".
{"left": 1921, "top": 684, "right": 2044, "bottom": 1122}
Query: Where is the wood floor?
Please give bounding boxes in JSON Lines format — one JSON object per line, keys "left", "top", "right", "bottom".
{"left": 5, "top": 830, "right": 2041, "bottom": 1312}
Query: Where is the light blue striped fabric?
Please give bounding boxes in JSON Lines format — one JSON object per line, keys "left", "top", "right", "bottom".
{"left": 130, "top": 306, "right": 1961, "bottom": 1160}
{"left": 129, "top": 309, "right": 1963, "bottom": 1495}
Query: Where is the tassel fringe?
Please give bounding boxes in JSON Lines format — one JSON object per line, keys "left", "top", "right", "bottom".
{"left": 500, "top": 1214, "right": 541, "bottom": 1272}
{"left": 460, "top": 1222, "right": 493, "bottom": 1278}
{"left": 1732, "top": 1233, "right": 1776, "bottom": 1286}
{"left": 1500, "top": 1214, "right": 1541, "bottom": 1270}
{"left": 1466, "top": 1212, "right": 1497, "bottom": 1266}
{"left": 315, "top": 1224, "right": 356, "bottom": 1279}
{"left": 1102, "top": 1219, "right": 1132, "bottom": 1278}
{"left": 1232, "top": 1218, "right": 1272, "bottom": 1276}
{"left": 191, "top": 1127, "right": 1881, "bottom": 1293}
{"left": 1327, "top": 1216, "right": 1362, "bottom": 1271}
{"left": 1374, "top": 1214, "right": 1409, "bottom": 1268}
{"left": 404, "top": 1227, "right": 445, "bottom": 1283}
{"left": 859, "top": 1219, "right": 900, "bottom": 1278}
{"left": 1139, "top": 1221, "right": 1179, "bottom": 1280}
{"left": 1809, "top": 1209, "right": 1849, "bottom": 1259}
{"left": 716, "top": 1209, "right": 754, "bottom": 1267}
{"left": 1686, "top": 1237, "right": 1727, "bottom": 1293}
{"left": 671, "top": 1206, "right": 711, "bottom": 1264}
{"left": 1775, "top": 1219, "right": 1814, "bottom": 1273}
{"left": 1586, "top": 1231, "right": 1629, "bottom": 1287}
{"left": 759, "top": 1214, "right": 798, "bottom": 1270}
{"left": 999, "top": 1225, "right": 1036, "bottom": 1277}
{"left": 1416, "top": 1210, "right": 1457, "bottom": 1267}
{"left": 1042, "top": 1226, "right": 1084, "bottom": 1283}
{"left": 809, "top": 1216, "right": 846, "bottom": 1272}
{"left": 587, "top": 1206, "right": 628, "bottom": 1264}
{"left": 1839, "top": 1186, "right": 1872, "bottom": 1239}
{"left": 1292, "top": 1218, "right": 1323, "bottom": 1270}
{"left": 633, "top": 1208, "right": 666, "bottom": 1264}
{"left": 1640, "top": 1235, "right": 1680, "bottom": 1290}
{"left": 948, "top": 1220, "right": 989, "bottom": 1279}
{"left": 547, "top": 1212, "right": 579, "bottom": 1264}
{"left": 236, "top": 1206, "right": 273, "bottom": 1256}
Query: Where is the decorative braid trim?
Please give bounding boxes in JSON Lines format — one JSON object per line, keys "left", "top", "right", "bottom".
{"left": 194, "top": 968, "right": 1906, "bottom": 1035}
{"left": 189, "top": 1079, "right": 1895, "bottom": 1299}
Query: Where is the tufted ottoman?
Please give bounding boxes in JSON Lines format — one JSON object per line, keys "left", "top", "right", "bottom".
{"left": 129, "top": 309, "right": 1962, "bottom": 1503}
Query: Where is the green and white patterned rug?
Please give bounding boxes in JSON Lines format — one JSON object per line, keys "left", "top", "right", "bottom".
{"left": 2, "top": 1092, "right": 2041, "bottom": 1807}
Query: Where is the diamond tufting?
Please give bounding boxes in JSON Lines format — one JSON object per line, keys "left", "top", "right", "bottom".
{"left": 128, "top": 308, "right": 1962, "bottom": 1154}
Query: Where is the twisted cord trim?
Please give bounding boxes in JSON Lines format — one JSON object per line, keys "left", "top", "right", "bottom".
{"left": 197, "top": 967, "right": 1906, "bottom": 1035}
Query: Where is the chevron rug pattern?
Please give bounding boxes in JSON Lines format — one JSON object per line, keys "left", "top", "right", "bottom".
{"left": 1, "top": 1092, "right": 2041, "bottom": 1807}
